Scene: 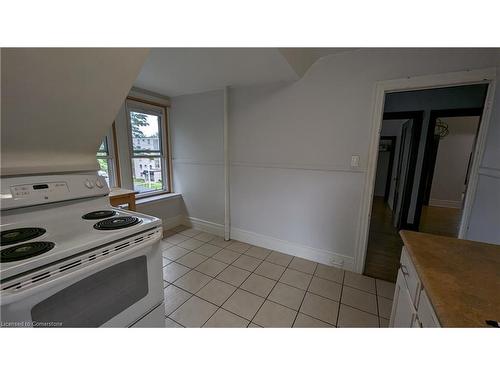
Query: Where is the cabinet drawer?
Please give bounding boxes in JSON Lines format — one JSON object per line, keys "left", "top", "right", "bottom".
{"left": 400, "top": 247, "right": 421, "bottom": 308}
{"left": 417, "top": 290, "right": 440, "bottom": 327}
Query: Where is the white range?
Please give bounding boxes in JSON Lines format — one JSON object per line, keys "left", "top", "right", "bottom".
{"left": 0, "top": 172, "right": 165, "bottom": 327}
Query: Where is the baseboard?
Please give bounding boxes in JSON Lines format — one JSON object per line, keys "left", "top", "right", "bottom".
{"left": 184, "top": 216, "right": 225, "bottom": 237}
{"left": 230, "top": 226, "right": 355, "bottom": 271}
{"left": 179, "top": 216, "right": 355, "bottom": 270}
{"left": 429, "top": 199, "right": 462, "bottom": 209}
{"left": 161, "top": 215, "right": 184, "bottom": 231}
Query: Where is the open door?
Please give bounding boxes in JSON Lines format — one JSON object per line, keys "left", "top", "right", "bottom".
{"left": 392, "top": 120, "right": 413, "bottom": 228}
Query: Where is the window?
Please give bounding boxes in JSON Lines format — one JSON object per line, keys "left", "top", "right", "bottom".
{"left": 96, "top": 133, "right": 117, "bottom": 188}
{"left": 126, "top": 100, "right": 169, "bottom": 195}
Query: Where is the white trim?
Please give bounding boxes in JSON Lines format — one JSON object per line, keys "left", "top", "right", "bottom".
{"left": 172, "top": 159, "right": 224, "bottom": 166}
{"left": 458, "top": 76, "right": 496, "bottom": 238}
{"left": 184, "top": 216, "right": 225, "bottom": 237}
{"left": 181, "top": 215, "right": 354, "bottom": 270}
{"left": 129, "top": 87, "right": 171, "bottom": 106}
{"left": 124, "top": 99, "right": 170, "bottom": 198}
{"left": 356, "top": 67, "right": 497, "bottom": 274}
{"left": 231, "top": 161, "right": 366, "bottom": 173}
{"left": 231, "top": 226, "right": 354, "bottom": 271}
{"left": 224, "top": 86, "right": 230, "bottom": 241}
{"left": 166, "top": 107, "right": 174, "bottom": 192}
{"left": 478, "top": 166, "right": 500, "bottom": 179}
{"left": 161, "top": 215, "right": 184, "bottom": 231}
{"left": 428, "top": 199, "right": 462, "bottom": 209}
{"left": 136, "top": 192, "right": 182, "bottom": 205}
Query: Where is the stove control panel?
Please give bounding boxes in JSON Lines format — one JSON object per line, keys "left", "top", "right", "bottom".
{"left": 11, "top": 182, "right": 69, "bottom": 198}
{"left": 1, "top": 173, "right": 110, "bottom": 210}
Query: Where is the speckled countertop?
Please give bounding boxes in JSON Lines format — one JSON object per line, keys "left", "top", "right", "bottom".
{"left": 400, "top": 230, "right": 500, "bottom": 328}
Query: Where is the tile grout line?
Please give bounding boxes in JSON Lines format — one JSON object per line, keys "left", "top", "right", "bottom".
{"left": 290, "top": 260, "right": 319, "bottom": 327}
{"left": 165, "top": 257, "right": 387, "bottom": 324}
{"left": 249, "top": 262, "right": 290, "bottom": 327}
{"left": 166, "top": 265, "right": 376, "bottom": 327}
{"left": 375, "top": 279, "right": 381, "bottom": 327}
{"left": 164, "top": 228, "right": 394, "bottom": 327}
{"left": 202, "top": 253, "right": 268, "bottom": 327}
{"left": 335, "top": 269, "right": 346, "bottom": 327}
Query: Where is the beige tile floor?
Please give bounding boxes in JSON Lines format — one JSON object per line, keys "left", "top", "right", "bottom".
{"left": 161, "top": 225, "right": 396, "bottom": 328}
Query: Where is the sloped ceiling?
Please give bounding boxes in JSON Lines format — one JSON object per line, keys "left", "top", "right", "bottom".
{"left": 134, "top": 48, "right": 299, "bottom": 97}
{"left": 278, "top": 48, "right": 357, "bottom": 77}
{"left": 134, "top": 48, "right": 356, "bottom": 97}
{"left": 1, "top": 48, "right": 149, "bottom": 176}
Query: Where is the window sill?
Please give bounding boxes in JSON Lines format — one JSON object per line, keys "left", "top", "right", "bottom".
{"left": 136, "top": 192, "right": 182, "bottom": 205}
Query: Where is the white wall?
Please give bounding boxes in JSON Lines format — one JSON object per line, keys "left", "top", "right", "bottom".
{"left": 160, "top": 49, "right": 500, "bottom": 270}
{"left": 170, "top": 90, "right": 225, "bottom": 226}
{"left": 226, "top": 49, "right": 500, "bottom": 270}
{"left": 137, "top": 197, "right": 186, "bottom": 228}
{"left": 429, "top": 116, "right": 479, "bottom": 207}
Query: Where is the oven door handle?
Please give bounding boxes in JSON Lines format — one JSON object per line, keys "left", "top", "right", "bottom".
{"left": 1, "top": 231, "right": 162, "bottom": 305}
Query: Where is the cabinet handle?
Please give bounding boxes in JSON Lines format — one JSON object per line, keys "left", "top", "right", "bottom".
{"left": 400, "top": 263, "right": 409, "bottom": 277}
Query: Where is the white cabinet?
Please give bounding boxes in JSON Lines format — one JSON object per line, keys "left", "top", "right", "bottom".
{"left": 390, "top": 269, "right": 417, "bottom": 327}
{"left": 389, "top": 247, "right": 441, "bottom": 328}
{"left": 417, "top": 290, "right": 440, "bottom": 327}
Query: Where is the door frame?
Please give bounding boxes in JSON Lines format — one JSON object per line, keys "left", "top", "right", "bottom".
{"left": 415, "top": 107, "right": 485, "bottom": 229}
{"left": 354, "top": 68, "right": 496, "bottom": 273}
{"left": 382, "top": 111, "right": 424, "bottom": 229}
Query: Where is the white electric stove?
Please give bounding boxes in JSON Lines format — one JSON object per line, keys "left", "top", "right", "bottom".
{"left": 0, "top": 172, "right": 165, "bottom": 327}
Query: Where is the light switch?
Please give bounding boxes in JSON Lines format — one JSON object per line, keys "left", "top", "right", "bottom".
{"left": 351, "top": 155, "right": 360, "bottom": 168}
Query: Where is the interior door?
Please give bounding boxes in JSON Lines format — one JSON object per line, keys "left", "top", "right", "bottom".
{"left": 392, "top": 120, "right": 412, "bottom": 228}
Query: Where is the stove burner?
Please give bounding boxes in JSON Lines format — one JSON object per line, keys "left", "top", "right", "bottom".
{"left": 0, "top": 242, "right": 55, "bottom": 263}
{"left": 1, "top": 228, "right": 46, "bottom": 246}
{"left": 82, "top": 210, "right": 117, "bottom": 220}
{"left": 93, "top": 216, "right": 141, "bottom": 230}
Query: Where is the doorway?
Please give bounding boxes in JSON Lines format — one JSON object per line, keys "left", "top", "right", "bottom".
{"left": 415, "top": 108, "right": 483, "bottom": 237}
{"left": 364, "top": 112, "right": 423, "bottom": 281}
{"left": 361, "top": 80, "right": 491, "bottom": 282}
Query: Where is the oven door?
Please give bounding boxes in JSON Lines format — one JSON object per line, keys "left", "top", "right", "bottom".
{"left": 1, "top": 229, "right": 164, "bottom": 328}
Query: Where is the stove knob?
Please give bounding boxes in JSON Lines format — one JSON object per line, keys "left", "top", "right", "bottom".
{"left": 85, "top": 179, "right": 94, "bottom": 189}
{"left": 95, "top": 180, "right": 104, "bottom": 188}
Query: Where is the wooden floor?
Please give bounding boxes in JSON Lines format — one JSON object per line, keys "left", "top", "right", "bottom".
{"left": 363, "top": 197, "right": 461, "bottom": 282}
{"left": 420, "top": 205, "right": 461, "bottom": 237}
{"left": 363, "top": 198, "right": 403, "bottom": 283}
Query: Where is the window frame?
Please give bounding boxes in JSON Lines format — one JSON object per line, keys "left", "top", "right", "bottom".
{"left": 125, "top": 97, "right": 171, "bottom": 197}
{"left": 97, "top": 124, "right": 119, "bottom": 188}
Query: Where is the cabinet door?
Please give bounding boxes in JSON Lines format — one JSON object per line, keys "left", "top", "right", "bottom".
{"left": 389, "top": 269, "right": 417, "bottom": 327}
{"left": 417, "top": 290, "right": 440, "bottom": 328}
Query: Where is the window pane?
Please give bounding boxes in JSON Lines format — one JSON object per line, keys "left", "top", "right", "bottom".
{"left": 131, "top": 158, "right": 164, "bottom": 193}
{"left": 97, "top": 158, "right": 111, "bottom": 187}
{"left": 130, "top": 111, "right": 161, "bottom": 153}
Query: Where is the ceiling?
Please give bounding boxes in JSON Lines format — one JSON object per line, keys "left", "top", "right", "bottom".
{"left": 134, "top": 48, "right": 356, "bottom": 97}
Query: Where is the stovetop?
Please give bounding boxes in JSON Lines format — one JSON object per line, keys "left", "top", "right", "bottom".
{"left": 0, "top": 196, "right": 162, "bottom": 281}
